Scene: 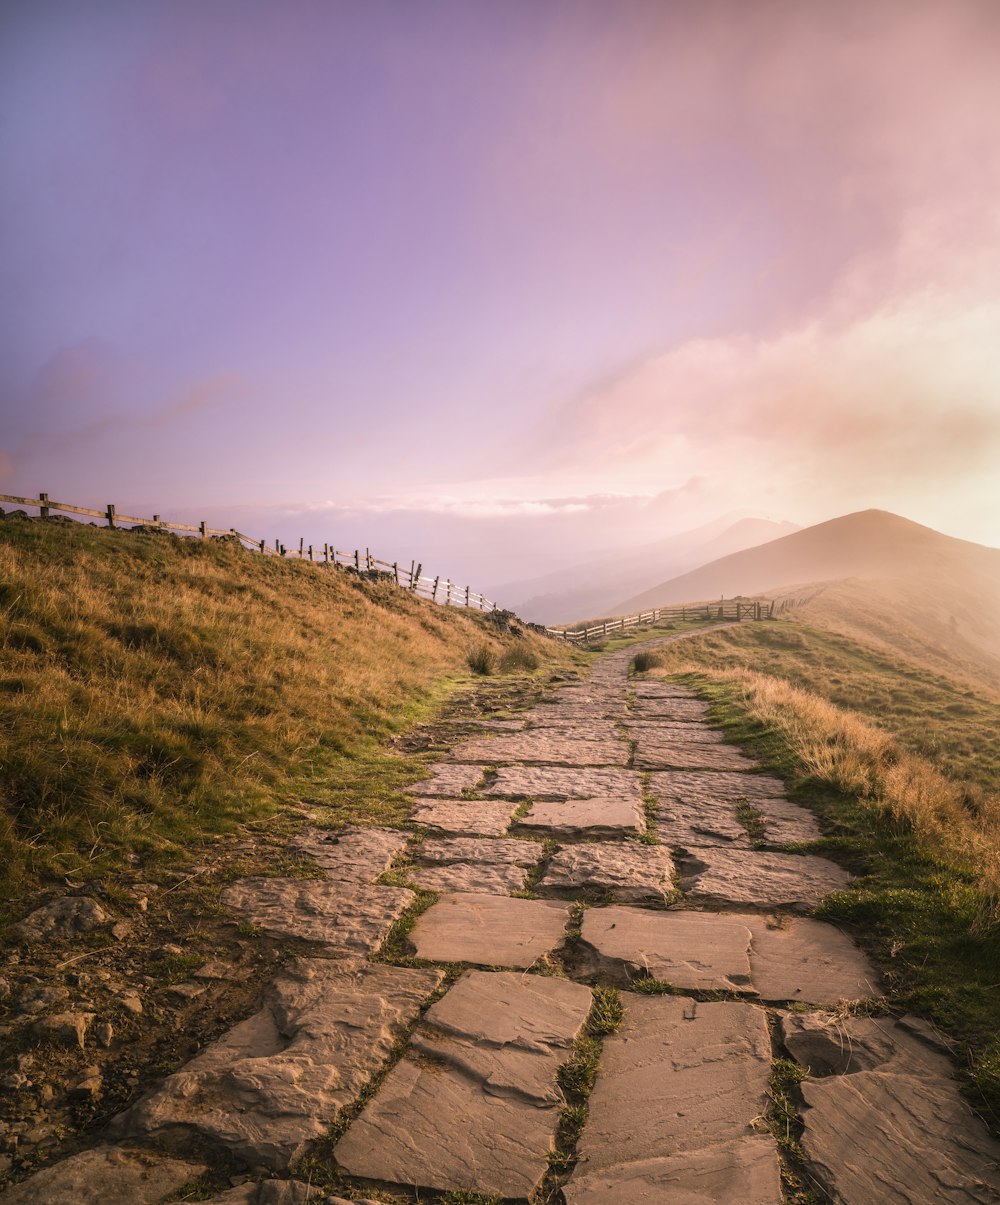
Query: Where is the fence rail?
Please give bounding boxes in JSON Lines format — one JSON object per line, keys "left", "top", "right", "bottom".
{"left": 545, "top": 592, "right": 814, "bottom": 643}
{"left": 0, "top": 492, "right": 499, "bottom": 612}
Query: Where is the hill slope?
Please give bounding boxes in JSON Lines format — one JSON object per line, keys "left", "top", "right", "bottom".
{"left": 0, "top": 517, "right": 563, "bottom": 904}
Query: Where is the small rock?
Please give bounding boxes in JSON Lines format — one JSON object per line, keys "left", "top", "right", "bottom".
{"left": 12, "top": 896, "right": 108, "bottom": 941}
{"left": 0, "top": 975, "right": 10, "bottom": 1000}
{"left": 0, "top": 1154, "right": 12, "bottom": 1175}
{"left": 166, "top": 981, "right": 207, "bottom": 1001}
{"left": 69, "top": 1065, "right": 102, "bottom": 1100}
{"left": 160, "top": 943, "right": 184, "bottom": 956}
{"left": 17, "top": 984, "right": 70, "bottom": 1015}
{"left": 95, "top": 1021, "right": 114, "bottom": 1047}
{"left": 0, "top": 1073, "right": 30, "bottom": 1092}
{"left": 32, "top": 1011, "right": 95, "bottom": 1049}
{"left": 37, "top": 1084, "right": 55, "bottom": 1103}
{"left": 111, "top": 920, "right": 133, "bottom": 941}
{"left": 120, "top": 992, "right": 143, "bottom": 1015}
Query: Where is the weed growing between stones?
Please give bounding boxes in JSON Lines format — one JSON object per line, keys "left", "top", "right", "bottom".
{"left": 736, "top": 797, "right": 767, "bottom": 846}
{"left": 764, "top": 1056, "right": 824, "bottom": 1205}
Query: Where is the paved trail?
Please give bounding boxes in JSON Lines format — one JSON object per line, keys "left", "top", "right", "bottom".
{"left": 6, "top": 636, "right": 1000, "bottom": 1203}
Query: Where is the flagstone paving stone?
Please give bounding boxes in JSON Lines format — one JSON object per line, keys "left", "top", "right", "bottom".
{"left": 408, "top": 892, "right": 572, "bottom": 967}
{"left": 747, "top": 914, "right": 882, "bottom": 1003}
{"left": 449, "top": 733, "right": 629, "bottom": 766}
{"left": 633, "top": 739, "right": 760, "bottom": 771}
{"left": 333, "top": 971, "right": 592, "bottom": 1199}
{"left": 406, "top": 860, "right": 529, "bottom": 895}
{"left": 630, "top": 698, "right": 713, "bottom": 721}
{"left": 0, "top": 1147, "right": 208, "bottom": 1205}
{"left": 680, "top": 847, "right": 852, "bottom": 911}
{"left": 577, "top": 906, "right": 754, "bottom": 990}
{"left": 112, "top": 960, "right": 442, "bottom": 1172}
{"left": 408, "top": 798, "right": 518, "bottom": 837}
{"left": 649, "top": 768, "right": 789, "bottom": 801}
{"left": 407, "top": 763, "right": 488, "bottom": 797}
{"left": 414, "top": 835, "right": 543, "bottom": 866}
{"left": 778, "top": 1010, "right": 952, "bottom": 1078}
{"left": 538, "top": 843, "right": 676, "bottom": 901}
{"left": 568, "top": 995, "right": 776, "bottom": 1193}
{"left": 624, "top": 719, "right": 727, "bottom": 742}
{"left": 219, "top": 878, "right": 414, "bottom": 955}
{"left": 753, "top": 797, "right": 823, "bottom": 845}
{"left": 653, "top": 797, "right": 751, "bottom": 848}
{"left": 486, "top": 765, "right": 641, "bottom": 800}
{"left": 289, "top": 826, "right": 409, "bottom": 883}
{"left": 515, "top": 797, "right": 645, "bottom": 839}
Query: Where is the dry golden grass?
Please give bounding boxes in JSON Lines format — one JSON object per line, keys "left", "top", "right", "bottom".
{"left": 0, "top": 520, "right": 565, "bottom": 904}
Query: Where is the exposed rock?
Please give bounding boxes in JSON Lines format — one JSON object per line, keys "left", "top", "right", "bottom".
{"left": 570, "top": 995, "right": 774, "bottom": 1186}
{"left": 409, "top": 798, "right": 517, "bottom": 837}
{"left": 95, "top": 1021, "right": 114, "bottom": 1048}
{"left": 0, "top": 1146, "right": 207, "bottom": 1205}
{"left": 69, "top": 1066, "right": 103, "bottom": 1100}
{"left": 409, "top": 893, "right": 572, "bottom": 968}
{"left": 166, "top": 982, "right": 208, "bottom": 1001}
{"left": 653, "top": 797, "right": 750, "bottom": 848}
{"left": 119, "top": 992, "right": 143, "bottom": 1015}
{"left": 565, "top": 1136, "right": 782, "bottom": 1204}
{"left": 778, "top": 1011, "right": 953, "bottom": 1078}
{"left": 450, "top": 734, "right": 629, "bottom": 767}
{"left": 111, "top": 960, "right": 442, "bottom": 1171}
{"left": 334, "top": 971, "right": 591, "bottom": 1199}
{"left": 407, "top": 763, "right": 487, "bottom": 797}
{"left": 406, "top": 861, "right": 528, "bottom": 895}
{"left": 486, "top": 765, "right": 640, "bottom": 800}
{"left": 32, "top": 1010, "right": 95, "bottom": 1050}
{"left": 204, "top": 1183, "right": 380, "bottom": 1205}
{"left": 415, "top": 836, "right": 543, "bottom": 866}
{"left": 289, "top": 826, "right": 409, "bottom": 882}
{"left": 17, "top": 984, "right": 70, "bottom": 1015}
{"left": 753, "top": 798, "right": 823, "bottom": 845}
{"left": 630, "top": 698, "right": 712, "bottom": 721}
{"left": 747, "top": 915, "right": 882, "bottom": 1004}
{"left": 649, "top": 768, "right": 788, "bottom": 801}
{"left": 220, "top": 878, "right": 413, "bottom": 955}
{"left": 515, "top": 797, "right": 645, "bottom": 839}
{"left": 12, "top": 896, "right": 108, "bottom": 942}
{"left": 629, "top": 682, "right": 699, "bottom": 699}
{"left": 539, "top": 843, "right": 676, "bottom": 901}
{"left": 633, "top": 740, "right": 760, "bottom": 771}
{"left": 624, "top": 720, "right": 726, "bottom": 743}
{"left": 681, "top": 848, "right": 851, "bottom": 911}
{"left": 578, "top": 906, "right": 754, "bottom": 991}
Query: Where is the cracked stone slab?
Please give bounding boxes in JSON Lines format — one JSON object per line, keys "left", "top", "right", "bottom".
{"left": 799, "top": 1068, "right": 1000, "bottom": 1203}
{"left": 289, "top": 826, "right": 409, "bottom": 882}
{"left": 654, "top": 798, "right": 750, "bottom": 848}
{"left": 570, "top": 995, "right": 774, "bottom": 1184}
{"left": 407, "top": 861, "right": 529, "bottom": 895}
{"left": 515, "top": 797, "right": 645, "bottom": 839}
{"left": 624, "top": 720, "right": 726, "bottom": 743}
{"left": 334, "top": 971, "right": 592, "bottom": 1199}
{"left": 407, "top": 763, "right": 487, "bottom": 797}
{"left": 778, "top": 1011, "right": 953, "bottom": 1078}
{"left": 450, "top": 734, "right": 629, "bottom": 767}
{"left": 408, "top": 798, "right": 517, "bottom": 836}
{"left": 565, "top": 1136, "right": 782, "bottom": 1204}
{"left": 414, "top": 835, "right": 543, "bottom": 866}
{"left": 630, "top": 698, "right": 712, "bottom": 721}
{"left": 578, "top": 906, "right": 754, "bottom": 990}
{"left": 409, "top": 892, "right": 572, "bottom": 967}
{"left": 539, "top": 844, "right": 676, "bottom": 902}
{"left": 486, "top": 765, "right": 641, "bottom": 800}
{"left": 747, "top": 915, "right": 882, "bottom": 1003}
{"left": 220, "top": 878, "right": 413, "bottom": 954}
{"left": 523, "top": 721, "right": 623, "bottom": 742}
{"left": 649, "top": 769, "right": 788, "bottom": 802}
{"left": 629, "top": 682, "right": 700, "bottom": 698}
{"left": 527, "top": 705, "right": 625, "bottom": 725}
{"left": 111, "top": 961, "right": 442, "bottom": 1171}
{"left": 681, "top": 848, "right": 851, "bottom": 911}
{"left": 634, "top": 740, "right": 760, "bottom": 771}
{"left": 753, "top": 798, "right": 822, "bottom": 845}
{"left": 0, "top": 1148, "right": 207, "bottom": 1205}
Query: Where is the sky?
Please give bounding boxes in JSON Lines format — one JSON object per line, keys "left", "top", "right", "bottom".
{"left": 2, "top": 0, "right": 999, "bottom": 592}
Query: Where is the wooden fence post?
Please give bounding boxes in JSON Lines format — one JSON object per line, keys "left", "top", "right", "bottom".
{"left": 39, "top": 492, "right": 49, "bottom": 519}
{"left": 432, "top": 576, "right": 439, "bottom": 601}
{"left": 106, "top": 503, "right": 116, "bottom": 529}
{"left": 260, "top": 539, "right": 266, "bottom": 553}
{"left": 354, "top": 550, "right": 360, "bottom": 571}
{"left": 465, "top": 585, "right": 470, "bottom": 607}
{"left": 414, "top": 563, "right": 422, "bottom": 588}
{"left": 199, "top": 521, "right": 207, "bottom": 539}
{"left": 323, "top": 543, "right": 329, "bottom": 564}
{"left": 393, "top": 562, "right": 399, "bottom": 584}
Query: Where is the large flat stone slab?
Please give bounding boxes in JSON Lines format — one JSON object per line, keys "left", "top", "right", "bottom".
{"left": 630, "top": 698, "right": 712, "bottom": 721}
{"left": 220, "top": 878, "right": 413, "bottom": 954}
{"left": 578, "top": 906, "right": 754, "bottom": 991}
{"left": 415, "top": 836, "right": 543, "bottom": 867}
{"left": 624, "top": 720, "right": 726, "bottom": 743}
{"left": 0, "top": 1148, "right": 207, "bottom": 1205}
{"left": 290, "top": 826, "right": 409, "bottom": 882}
{"left": 570, "top": 995, "right": 775, "bottom": 1184}
{"left": 778, "top": 1011, "right": 953, "bottom": 1078}
{"left": 753, "top": 798, "right": 822, "bottom": 845}
{"left": 799, "top": 1068, "right": 1000, "bottom": 1202}
{"left": 526, "top": 715, "right": 624, "bottom": 736}
{"left": 407, "top": 861, "right": 528, "bottom": 895}
{"left": 629, "top": 682, "right": 699, "bottom": 699}
{"left": 681, "top": 848, "right": 851, "bottom": 911}
{"left": 539, "top": 844, "right": 676, "bottom": 902}
{"left": 515, "top": 797, "right": 645, "bottom": 839}
{"left": 747, "top": 914, "right": 881, "bottom": 1003}
{"left": 487, "top": 765, "right": 641, "bottom": 800}
{"left": 409, "top": 892, "right": 571, "bottom": 967}
{"left": 111, "top": 961, "right": 442, "bottom": 1171}
{"left": 650, "top": 769, "right": 788, "bottom": 802}
{"left": 654, "top": 797, "right": 750, "bottom": 848}
{"left": 634, "top": 740, "right": 760, "bottom": 771}
{"left": 334, "top": 971, "right": 592, "bottom": 1199}
{"left": 565, "top": 1136, "right": 782, "bottom": 1204}
{"left": 408, "top": 763, "right": 487, "bottom": 797}
{"left": 450, "top": 734, "right": 629, "bottom": 766}
{"left": 408, "top": 799, "right": 517, "bottom": 836}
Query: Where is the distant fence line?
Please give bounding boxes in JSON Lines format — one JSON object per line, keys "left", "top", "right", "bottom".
{"left": 546, "top": 592, "right": 816, "bottom": 643}
{"left": 0, "top": 492, "right": 499, "bottom": 612}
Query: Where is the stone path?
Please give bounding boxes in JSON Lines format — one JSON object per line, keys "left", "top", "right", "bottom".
{"left": 6, "top": 634, "right": 1000, "bottom": 1204}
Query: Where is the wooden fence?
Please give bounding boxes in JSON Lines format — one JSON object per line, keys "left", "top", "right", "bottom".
{"left": 546, "top": 592, "right": 814, "bottom": 643}
{"left": 0, "top": 492, "right": 498, "bottom": 612}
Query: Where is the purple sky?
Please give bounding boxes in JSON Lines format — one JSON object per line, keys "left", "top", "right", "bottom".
{"left": 2, "top": 0, "right": 999, "bottom": 590}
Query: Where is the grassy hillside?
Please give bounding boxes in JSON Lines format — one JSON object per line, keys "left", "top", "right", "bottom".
{"left": 0, "top": 517, "right": 566, "bottom": 909}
